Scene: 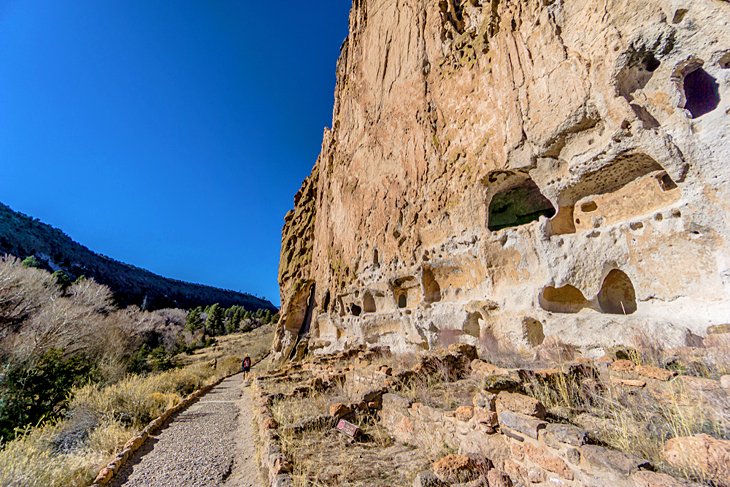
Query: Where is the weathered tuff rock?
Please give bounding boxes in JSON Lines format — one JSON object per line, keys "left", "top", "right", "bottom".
{"left": 274, "top": 0, "right": 730, "bottom": 361}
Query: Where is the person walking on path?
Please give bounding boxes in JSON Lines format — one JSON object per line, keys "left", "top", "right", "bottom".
{"left": 241, "top": 355, "right": 251, "bottom": 376}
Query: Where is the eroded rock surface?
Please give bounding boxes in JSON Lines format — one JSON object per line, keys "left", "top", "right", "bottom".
{"left": 275, "top": 0, "right": 730, "bottom": 361}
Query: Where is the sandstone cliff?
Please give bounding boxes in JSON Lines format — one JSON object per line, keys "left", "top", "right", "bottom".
{"left": 274, "top": 0, "right": 730, "bottom": 362}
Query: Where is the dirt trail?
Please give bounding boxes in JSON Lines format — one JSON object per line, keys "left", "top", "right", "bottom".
{"left": 112, "top": 374, "right": 264, "bottom": 487}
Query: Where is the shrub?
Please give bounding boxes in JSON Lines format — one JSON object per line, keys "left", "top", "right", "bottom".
{"left": 20, "top": 256, "right": 42, "bottom": 269}
{"left": 0, "top": 349, "right": 94, "bottom": 442}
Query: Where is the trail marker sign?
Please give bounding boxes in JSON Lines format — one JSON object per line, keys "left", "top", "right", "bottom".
{"left": 336, "top": 419, "right": 360, "bottom": 438}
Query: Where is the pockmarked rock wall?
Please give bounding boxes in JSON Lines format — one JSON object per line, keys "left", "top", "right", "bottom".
{"left": 274, "top": 0, "right": 730, "bottom": 361}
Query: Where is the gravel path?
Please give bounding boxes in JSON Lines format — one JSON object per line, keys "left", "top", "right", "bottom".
{"left": 113, "top": 374, "right": 263, "bottom": 487}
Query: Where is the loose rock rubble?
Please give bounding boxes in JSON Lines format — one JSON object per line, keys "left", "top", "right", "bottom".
{"left": 251, "top": 343, "right": 729, "bottom": 486}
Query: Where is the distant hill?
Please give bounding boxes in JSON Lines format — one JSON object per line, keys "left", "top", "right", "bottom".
{"left": 0, "top": 202, "right": 276, "bottom": 312}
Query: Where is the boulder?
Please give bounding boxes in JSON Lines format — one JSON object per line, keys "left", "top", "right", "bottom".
{"left": 541, "top": 423, "right": 587, "bottom": 447}
{"left": 580, "top": 445, "right": 650, "bottom": 475}
{"left": 635, "top": 365, "right": 676, "bottom": 381}
{"left": 495, "top": 392, "right": 546, "bottom": 419}
{"left": 454, "top": 406, "right": 474, "bottom": 421}
{"left": 432, "top": 454, "right": 491, "bottom": 483}
{"left": 663, "top": 434, "right": 730, "bottom": 486}
{"left": 498, "top": 411, "right": 546, "bottom": 439}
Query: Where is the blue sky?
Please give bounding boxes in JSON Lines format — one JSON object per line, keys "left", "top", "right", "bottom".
{"left": 0, "top": 1, "right": 352, "bottom": 305}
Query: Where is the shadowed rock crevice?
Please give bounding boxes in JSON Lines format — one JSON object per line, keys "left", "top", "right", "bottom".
{"left": 488, "top": 178, "right": 555, "bottom": 231}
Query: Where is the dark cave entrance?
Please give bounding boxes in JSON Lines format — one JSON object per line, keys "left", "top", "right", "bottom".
{"left": 683, "top": 67, "right": 720, "bottom": 118}
{"left": 488, "top": 179, "right": 556, "bottom": 231}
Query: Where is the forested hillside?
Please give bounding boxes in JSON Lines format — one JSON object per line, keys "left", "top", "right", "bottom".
{"left": 0, "top": 203, "right": 275, "bottom": 311}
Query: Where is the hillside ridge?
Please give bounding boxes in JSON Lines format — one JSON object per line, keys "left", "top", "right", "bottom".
{"left": 0, "top": 202, "right": 275, "bottom": 311}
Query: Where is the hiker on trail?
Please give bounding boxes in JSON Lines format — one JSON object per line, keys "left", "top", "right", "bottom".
{"left": 241, "top": 355, "right": 251, "bottom": 375}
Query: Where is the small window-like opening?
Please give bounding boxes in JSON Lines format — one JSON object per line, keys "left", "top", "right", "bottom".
{"left": 322, "top": 290, "right": 331, "bottom": 312}
{"left": 363, "top": 292, "right": 376, "bottom": 313}
{"left": 657, "top": 173, "right": 678, "bottom": 191}
{"left": 398, "top": 294, "right": 407, "bottom": 309}
{"left": 683, "top": 68, "right": 720, "bottom": 118}
{"left": 488, "top": 179, "right": 556, "bottom": 231}
{"left": 580, "top": 201, "right": 598, "bottom": 213}
{"left": 351, "top": 304, "right": 362, "bottom": 316}
{"left": 598, "top": 269, "right": 637, "bottom": 315}
{"left": 539, "top": 285, "right": 590, "bottom": 314}
{"left": 373, "top": 248, "right": 380, "bottom": 268}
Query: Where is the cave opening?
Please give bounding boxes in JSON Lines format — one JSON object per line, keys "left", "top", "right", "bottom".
{"left": 598, "top": 269, "right": 637, "bottom": 315}
{"left": 351, "top": 304, "right": 362, "bottom": 316}
{"left": 488, "top": 179, "right": 556, "bottom": 231}
{"left": 363, "top": 291, "right": 376, "bottom": 313}
{"left": 398, "top": 294, "right": 407, "bottom": 309}
{"left": 683, "top": 67, "right": 720, "bottom": 118}
{"left": 539, "top": 284, "right": 590, "bottom": 314}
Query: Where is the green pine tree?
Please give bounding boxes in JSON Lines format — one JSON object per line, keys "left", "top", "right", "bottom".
{"left": 185, "top": 307, "right": 203, "bottom": 332}
{"left": 205, "top": 304, "right": 225, "bottom": 336}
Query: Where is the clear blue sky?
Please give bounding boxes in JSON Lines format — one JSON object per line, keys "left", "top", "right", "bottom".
{"left": 0, "top": 1, "right": 351, "bottom": 306}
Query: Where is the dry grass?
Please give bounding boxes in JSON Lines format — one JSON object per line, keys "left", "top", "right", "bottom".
{"left": 0, "top": 353, "right": 247, "bottom": 486}
{"left": 0, "top": 417, "right": 134, "bottom": 486}
{"left": 175, "top": 323, "right": 274, "bottom": 368}
{"left": 524, "top": 366, "right": 728, "bottom": 482}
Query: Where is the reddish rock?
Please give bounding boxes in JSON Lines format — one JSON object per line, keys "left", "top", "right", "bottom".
{"left": 471, "top": 359, "right": 509, "bottom": 377}
{"left": 454, "top": 405, "right": 474, "bottom": 421}
{"left": 635, "top": 365, "right": 676, "bottom": 381}
{"left": 432, "top": 454, "right": 473, "bottom": 483}
{"left": 432, "top": 454, "right": 490, "bottom": 483}
{"left": 123, "top": 435, "right": 144, "bottom": 451}
{"left": 487, "top": 468, "right": 513, "bottom": 487}
{"left": 663, "top": 434, "right": 730, "bottom": 486}
{"left": 94, "top": 467, "right": 114, "bottom": 484}
{"left": 524, "top": 443, "right": 574, "bottom": 480}
{"left": 329, "top": 402, "right": 352, "bottom": 419}
{"left": 496, "top": 392, "right": 546, "bottom": 419}
{"left": 610, "top": 359, "right": 636, "bottom": 373}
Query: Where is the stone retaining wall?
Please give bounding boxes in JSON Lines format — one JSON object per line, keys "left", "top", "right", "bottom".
{"left": 381, "top": 391, "right": 689, "bottom": 486}
{"left": 250, "top": 380, "right": 294, "bottom": 487}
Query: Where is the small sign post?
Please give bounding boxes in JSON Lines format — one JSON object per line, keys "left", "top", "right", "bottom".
{"left": 336, "top": 419, "right": 360, "bottom": 438}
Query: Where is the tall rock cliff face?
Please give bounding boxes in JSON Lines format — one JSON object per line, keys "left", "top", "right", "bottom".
{"left": 274, "top": 0, "right": 730, "bottom": 361}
